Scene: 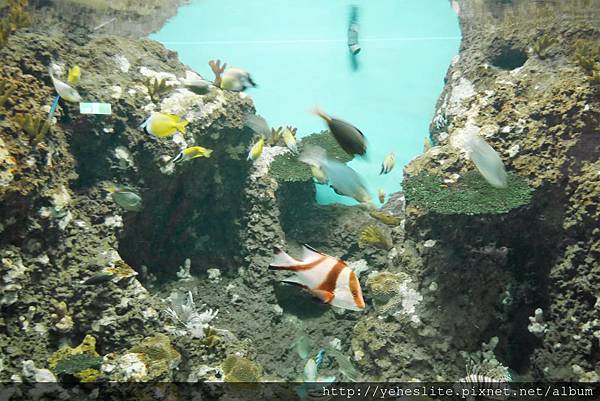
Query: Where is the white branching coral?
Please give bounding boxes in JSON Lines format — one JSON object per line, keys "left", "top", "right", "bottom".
{"left": 528, "top": 308, "right": 548, "bottom": 338}
{"left": 164, "top": 291, "right": 218, "bottom": 339}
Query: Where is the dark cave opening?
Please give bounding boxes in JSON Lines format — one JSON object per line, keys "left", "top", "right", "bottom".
{"left": 117, "top": 164, "right": 247, "bottom": 283}
{"left": 491, "top": 46, "right": 528, "bottom": 70}
{"left": 66, "top": 114, "right": 253, "bottom": 284}
{"left": 68, "top": 120, "right": 128, "bottom": 189}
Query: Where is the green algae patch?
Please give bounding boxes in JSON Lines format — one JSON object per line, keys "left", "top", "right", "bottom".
{"left": 404, "top": 171, "right": 533, "bottom": 215}
{"left": 269, "top": 131, "right": 353, "bottom": 182}
{"left": 49, "top": 335, "right": 102, "bottom": 382}
{"left": 54, "top": 353, "right": 103, "bottom": 376}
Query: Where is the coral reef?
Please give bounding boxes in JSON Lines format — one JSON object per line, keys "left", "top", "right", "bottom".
{"left": 531, "top": 34, "right": 557, "bottom": 59}
{"left": 574, "top": 39, "right": 599, "bottom": 75}
{"left": 48, "top": 335, "right": 102, "bottom": 382}
{"left": 368, "top": 210, "right": 402, "bottom": 226}
{"left": 144, "top": 76, "right": 173, "bottom": 103}
{"left": 14, "top": 113, "right": 50, "bottom": 145}
{"left": 164, "top": 290, "right": 218, "bottom": 339}
{"left": 358, "top": 225, "right": 392, "bottom": 250}
{"left": 222, "top": 355, "right": 262, "bottom": 383}
{"left": 0, "top": 0, "right": 31, "bottom": 49}
{"left": 209, "top": 59, "right": 227, "bottom": 88}
{"left": 0, "top": 78, "right": 16, "bottom": 107}
{"left": 101, "top": 334, "right": 180, "bottom": 381}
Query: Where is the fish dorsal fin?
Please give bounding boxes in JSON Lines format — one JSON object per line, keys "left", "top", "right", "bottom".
{"left": 351, "top": 123, "right": 366, "bottom": 139}
{"left": 270, "top": 248, "right": 301, "bottom": 269}
{"left": 302, "top": 244, "right": 325, "bottom": 262}
{"left": 165, "top": 114, "right": 181, "bottom": 122}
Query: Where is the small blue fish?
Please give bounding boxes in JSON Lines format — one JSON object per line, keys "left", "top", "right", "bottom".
{"left": 315, "top": 349, "right": 325, "bottom": 370}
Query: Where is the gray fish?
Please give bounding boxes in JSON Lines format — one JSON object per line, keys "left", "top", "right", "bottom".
{"left": 290, "top": 335, "right": 312, "bottom": 360}
{"left": 245, "top": 114, "right": 271, "bottom": 138}
{"left": 464, "top": 134, "right": 508, "bottom": 188}
{"left": 181, "top": 71, "right": 213, "bottom": 95}
{"left": 108, "top": 186, "right": 142, "bottom": 211}
{"left": 83, "top": 273, "right": 114, "bottom": 285}
{"left": 312, "top": 107, "right": 367, "bottom": 157}
{"left": 300, "top": 145, "right": 371, "bottom": 204}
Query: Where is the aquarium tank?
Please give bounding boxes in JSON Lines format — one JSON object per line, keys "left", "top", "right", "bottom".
{"left": 0, "top": 0, "right": 599, "bottom": 399}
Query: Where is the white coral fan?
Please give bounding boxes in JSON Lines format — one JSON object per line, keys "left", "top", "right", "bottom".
{"left": 164, "top": 291, "right": 218, "bottom": 339}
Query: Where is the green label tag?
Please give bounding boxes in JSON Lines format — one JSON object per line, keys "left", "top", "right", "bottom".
{"left": 80, "top": 102, "right": 112, "bottom": 115}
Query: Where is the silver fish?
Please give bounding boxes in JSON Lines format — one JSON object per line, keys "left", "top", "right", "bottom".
{"left": 110, "top": 187, "right": 142, "bottom": 211}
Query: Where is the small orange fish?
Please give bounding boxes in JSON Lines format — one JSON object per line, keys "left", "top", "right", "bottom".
{"left": 269, "top": 245, "right": 365, "bottom": 311}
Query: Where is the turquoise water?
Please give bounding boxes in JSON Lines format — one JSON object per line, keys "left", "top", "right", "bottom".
{"left": 151, "top": 0, "right": 460, "bottom": 205}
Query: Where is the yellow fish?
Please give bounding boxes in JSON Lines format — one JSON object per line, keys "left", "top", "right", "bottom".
{"left": 282, "top": 127, "right": 298, "bottom": 154}
{"left": 310, "top": 165, "right": 327, "bottom": 184}
{"left": 378, "top": 188, "right": 386, "bottom": 204}
{"left": 67, "top": 65, "right": 81, "bottom": 85}
{"left": 172, "top": 146, "right": 213, "bottom": 163}
{"left": 379, "top": 152, "right": 395, "bottom": 175}
{"left": 140, "top": 112, "right": 189, "bottom": 138}
{"left": 247, "top": 137, "right": 264, "bottom": 161}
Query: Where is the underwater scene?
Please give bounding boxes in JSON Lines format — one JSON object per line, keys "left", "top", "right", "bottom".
{"left": 0, "top": 0, "right": 599, "bottom": 399}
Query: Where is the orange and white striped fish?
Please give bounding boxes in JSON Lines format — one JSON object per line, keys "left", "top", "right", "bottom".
{"left": 269, "top": 245, "right": 365, "bottom": 311}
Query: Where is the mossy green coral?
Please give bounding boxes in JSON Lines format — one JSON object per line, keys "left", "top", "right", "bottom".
{"left": 269, "top": 152, "right": 312, "bottom": 182}
{"left": 222, "top": 355, "right": 262, "bottom": 383}
{"left": 404, "top": 171, "right": 533, "bottom": 215}
{"left": 269, "top": 131, "right": 353, "bottom": 182}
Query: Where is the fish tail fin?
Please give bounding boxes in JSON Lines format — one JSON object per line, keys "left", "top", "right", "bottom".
{"left": 203, "top": 148, "right": 213, "bottom": 158}
{"left": 270, "top": 247, "right": 302, "bottom": 270}
{"left": 47, "top": 95, "right": 61, "bottom": 122}
{"left": 177, "top": 120, "right": 189, "bottom": 133}
{"left": 309, "top": 106, "right": 329, "bottom": 122}
{"left": 245, "top": 114, "right": 269, "bottom": 137}
{"left": 379, "top": 164, "right": 384, "bottom": 175}
{"left": 299, "top": 144, "right": 327, "bottom": 168}
{"left": 171, "top": 152, "right": 183, "bottom": 164}
{"left": 247, "top": 74, "right": 257, "bottom": 87}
